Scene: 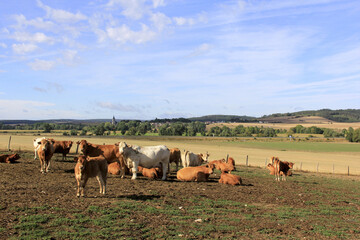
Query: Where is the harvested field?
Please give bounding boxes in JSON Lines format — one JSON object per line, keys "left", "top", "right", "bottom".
{"left": 0, "top": 151, "right": 360, "bottom": 239}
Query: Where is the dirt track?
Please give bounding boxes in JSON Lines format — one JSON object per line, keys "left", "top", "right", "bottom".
{"left": 1, "top": 151, "right": 360, "bottom": 239}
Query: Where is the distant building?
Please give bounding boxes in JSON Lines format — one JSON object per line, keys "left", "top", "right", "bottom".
{"left": 111, "top": 116, "right": 117, "bottom": 125}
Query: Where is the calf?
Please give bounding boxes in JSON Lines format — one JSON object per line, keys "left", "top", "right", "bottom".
{"left": 138, "top": 166, "right": 162, "bottom": 179}
{"left": 74, "top": 155, "right": 108, "bottom": 197}
{"left": 0, "top": 153, "right": 21, "bottom": 163}
{"left": 176, "top": 165, "right": 214, "bottom": 182}
{"left": 37, "top": 138, "right": 55, "bottom": 173}
{"left": 219, "top": 173, "right": 242, "bottom": 185}
{"left": 52, "top": 139, "right": 73, "bottom": 161}
{"left": 273, "top": 158, "right": 294, "bottom": 181}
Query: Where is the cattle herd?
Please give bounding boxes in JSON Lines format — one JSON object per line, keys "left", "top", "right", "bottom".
{"left": 0, "top": 137, "right": 295, "bottom": 197}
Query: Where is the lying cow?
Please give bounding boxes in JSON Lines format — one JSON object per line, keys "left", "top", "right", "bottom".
{"left": 182, "top": 151, "right": 209, "bottom": 168}
{"left": 118, "top": 142, "right": 170, "bottom": 180}
{"left": 176, "top": 165, "right": 214, "bottom": 182}
{"left": 51, "top": 139, "right": 73, "bottom": 161}
{"left": 209, "top": 159, "right": 235, "bottom": 173}
{"left": 169, "top": 148, "right": 181, "bottom": 172}
{"left": 0, "top": 153, "right": 21, "bottom": 163}
{"left": 219, "top": 172, "right": 242, "bottom": 185}
{"left": 37, "top": 138, "right": 55, "bottom": 173}
{"left": 273, "top": 158, "right": 294, "bottom": 181}
{"left": 74, "top": 155, "right": 108, "bottom": 197}
{"left": 76, "top": 140, "right": 125, "bottom": 177}
{"left": 138, "top": 166, "right": 162, "bottom": 180}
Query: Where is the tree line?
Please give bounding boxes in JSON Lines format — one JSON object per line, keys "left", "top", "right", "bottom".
{"left": 0, "top": 121, "right": 359, "bottom": 142}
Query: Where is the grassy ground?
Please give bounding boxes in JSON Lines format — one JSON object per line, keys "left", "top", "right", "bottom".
{"left": 1, "top": 151, "right": 359, "bottom": 239}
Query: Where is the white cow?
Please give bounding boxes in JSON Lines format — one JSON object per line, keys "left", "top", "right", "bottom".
{"left": 118, "top": 142, "right": 170, "bottom": 180}
{"left": 182, "top": 151, "right": 209, "bottom": 168}
{"left": 33, "top": 137, "right": 46, "bottom": 160}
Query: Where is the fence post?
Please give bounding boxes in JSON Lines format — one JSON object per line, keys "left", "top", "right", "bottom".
{"left": 348, "top": 166, "right": 350, "bottom": 176}
{"left": 300, "top": 162, "right": 302, "bottom": 171}
{"left": 317, "top": 163, "right": 319, "bottom": 173}
{"left": 246, "top": 155, "right": 248, "bottom": 167}
{"left": 76, "top": 144, "right": 79, "bottom": 154}
{"left": 226, "top": 154, "right": 229, "bottom": 163}
{"left": 8, "top": 136, "right": 12, "bottom": 151}
{"left": 333, "top": 164, "right": 334, "bottom": 174}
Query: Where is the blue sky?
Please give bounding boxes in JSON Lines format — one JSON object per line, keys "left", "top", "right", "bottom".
{"left": 1, "top": 0, "right": 360, "bottom": 120}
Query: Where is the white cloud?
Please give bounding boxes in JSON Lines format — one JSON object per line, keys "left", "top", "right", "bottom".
{"left": 106, "top": 0, "right": 148, "bottom": 20}
{"left": 12, "top": 14, "right": 55, "bottom": 31}
{"left": 0, "top": 43, "right": 6, "bottom": 48}
{"left": 173, "top": 17, "right": 194, "bottom": 26}
{"left": 106, "top": 24, "right": 156, "bottom": 44}
{"left": 36, "top": 0, "right": 87, "bottom": 23}
{"left": 28, "top": 59, "right": 55, "bottom": 71}
{"left": 96, "top": 101, "right": 141, "bottom": 112}
{"left": 12, "top": 31, "right": 54, "bottom": 44}
{"left": 12, "top": 43, "right": 38, "bottom": 54}
{"left": 150, "top": 12, "right": 172, "bottom": 31}
{"left": 152, "top": 0, "right": 165, "bottom": 8}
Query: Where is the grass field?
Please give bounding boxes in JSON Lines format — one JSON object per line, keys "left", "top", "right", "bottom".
{"left": 1, "top": 133, "right": 360, "bottom": 175}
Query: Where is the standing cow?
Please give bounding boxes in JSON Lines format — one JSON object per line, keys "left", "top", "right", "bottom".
{"left": 52, "top": 139, "right": 73, "bottom": 161}
{"left": 74, "top": 155, "right": 108, "bottom": 197}
{"left": 118, "top": 142, "right": 170, "bottom": 180}
{"left": 169, "top": 148, "right": 181, "bottom": 172}
{"left": 33, "top": 137, "right": 46, "bottom": 160}
{"left": 36, "top": 138, "right": 55, "bottom": 173}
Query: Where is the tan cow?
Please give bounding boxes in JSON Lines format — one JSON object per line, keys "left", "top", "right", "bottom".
{"left": 0, "top": 153, "right": 21, "bottom": 163}
{"left": 76, "top": 140, "right": 126, "bottom": 177}
{"left": 138, "top": 166, "right": 162, "bottom": 179}
{"left": 176, "top": 165, "right": 214, "bottom": 182}
{"left": 209, "top": 159, "right": 235, "bottom": 173}
{"left": 37, "top": 138, "right": 55, "bottom": 173}
{"left": 169, "top": 148, "right": 181, "bottom": 172}
{"left": 219, "top": 173, "right": 242, "bottom": 185}
{"left": 273, "top": 158, "right": 294, "bottom": 181}
{"left": 74, "top": 155, "right": 108, "bottom": 197}
{"left": 51, "top": 139, "right": 73, "bottom": 161}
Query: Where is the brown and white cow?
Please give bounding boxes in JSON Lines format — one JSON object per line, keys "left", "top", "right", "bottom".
{"left": 169, "top": 148, "right": 181, "bottom": 172}
{"left": 37, "top": 138, "right": 55, "bottom": 173}
{"left": 0, "top": 153, "right": 21, "bottom": 163}
{"left": 182, "top": 151, "right": 209, "bottom": 168}
{"left": 267, "top": 163, "right": 293, "bottom": 177}
{"left": 76, "top": 140, "right": 125, "bottom": 177}
{"left": 51, "top": 139, "right": 73, "bottom": 161}
{"left": 176, "top": 165, "right": 214, "bottom": 182}
{"left": 74, "top": 155, "right": 108, "bottom": 197}
{"left": 33, "top": 137, "right": 46, "bottom": 160}
{"left": 273, "top": 158, "right": 294, "bottom": 181}
{"left": 219, "top": 172, "right": 242, "bottom": 185}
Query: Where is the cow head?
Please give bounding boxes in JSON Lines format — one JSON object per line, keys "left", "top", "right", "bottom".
{"left": 10, "top": 153, "right": 21, "bottom": 161}
{"left": 118, "top": 142, "right": 130, "bottom": 156}
{"left": 287, "top": 162, "right": 294, "bottom": 169}
{"left": 38, "top": 139, "right": 54, "bottom": 151}
{"left": 75, "top": 155, "right": 88, "bottom": 175}
{"left": 200, "top": 152, "right": 210, "bottom": 162}
{"left": 78, "top": 140, "right": 88, "bottom": 155}
{"left": 67, "top": 141, "right": 73, "bottom": 149}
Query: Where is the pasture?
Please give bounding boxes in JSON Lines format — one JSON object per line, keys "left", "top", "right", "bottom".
{"left": 1, "top": 134, "right": 360, "bottom": 175}
{"left": 1, "top": 150, "right": 360, "bottom": 239}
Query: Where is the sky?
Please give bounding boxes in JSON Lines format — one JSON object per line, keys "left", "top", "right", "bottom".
{"left": 1, "top": 0, "right": 360, "bottom": 120}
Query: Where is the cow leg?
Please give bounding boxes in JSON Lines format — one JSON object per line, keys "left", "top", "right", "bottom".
{"left": 80, "top": 178, "right": 88, "bottom": 197}
{"left": 161, "top": 162, "right": 168, "bottom": 181}
{"left": 131, "top": 161, "right": 139, "bottom": 180}
{"left": 45, "top": 159, "right": 51, "bottom": 172}
{"left": 176, "top": 161, "right": 179, "bottom": 172}
{"left": 40, "top": 159, "right": 45, "bottom": 173}
{"left": 96, "top": 175, "right": 106, "bottom": 194}
{"left": 34, "top": 149, "right": 37, "bottom": 160}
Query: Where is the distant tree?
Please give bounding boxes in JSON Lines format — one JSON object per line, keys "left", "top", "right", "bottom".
{"left": 94, "top": 125, "right": 105, "bottom": 136}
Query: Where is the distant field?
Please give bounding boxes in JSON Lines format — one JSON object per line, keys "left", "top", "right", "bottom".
{"left": 208, "top": 116, "right": 360, "bottom": 130}
{"left": 1, "top": 133, "right": 360, "bottom": 175}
